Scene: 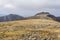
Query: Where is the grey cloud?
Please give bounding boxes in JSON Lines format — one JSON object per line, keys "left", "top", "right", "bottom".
{"left": 0, "top": 0, "right": 60, "bottom": 10}
{"left": 0, "top": 0, "right": 60, "bottom": 17}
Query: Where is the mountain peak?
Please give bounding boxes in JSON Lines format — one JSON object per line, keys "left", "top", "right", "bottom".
{"left": 0, "top": 14, "right": 24, "bottom": 22}
{"left": 35, "top": 12, "right": 50, "bottom": 15}
{"left": 8, "top": 14, "right": 20, "bottom": 16}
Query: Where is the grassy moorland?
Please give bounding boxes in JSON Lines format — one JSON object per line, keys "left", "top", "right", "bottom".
{"left": 0, "top": 19, "right": 60, "bottom": 40}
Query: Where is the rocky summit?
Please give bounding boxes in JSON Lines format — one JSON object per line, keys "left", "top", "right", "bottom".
{"left": 27, "top": 12, "right": 56, "bottom": 20}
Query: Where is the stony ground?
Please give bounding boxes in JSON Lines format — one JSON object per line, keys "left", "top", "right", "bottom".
{"left": 0, "top": 19, "right": 60, "bottom": 40}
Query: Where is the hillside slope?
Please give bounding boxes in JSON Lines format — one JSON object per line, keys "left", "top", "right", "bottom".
{"left": 0, "top": 19, "right": 60, "bottom": 40}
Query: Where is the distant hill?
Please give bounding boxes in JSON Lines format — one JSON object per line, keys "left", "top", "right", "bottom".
{"left": 56, "top": 17, "right": 60, "bottom": 22}
{"left": 27, "top": 12, "right": 56, "bottom": 20}
{"left": 0, "top": 14, "right": 24, "bottom": 22}
{"left": 0, "top": 12, "right": 60, "bottom": 22}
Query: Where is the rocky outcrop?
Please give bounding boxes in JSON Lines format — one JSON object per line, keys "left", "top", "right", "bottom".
{"left": 21, "top": 30, "right": 57, "bottom": 40}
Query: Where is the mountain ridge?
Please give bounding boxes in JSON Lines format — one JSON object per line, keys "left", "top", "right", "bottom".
{"left": 0, "top": 12, "right": 60, "bottom": 22}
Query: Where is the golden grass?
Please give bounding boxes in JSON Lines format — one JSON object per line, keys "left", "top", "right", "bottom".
{"left": 0, "top": 19, "right": 59, "bottom": 27}
{"left": 0, "top": 19, "right": 60, "bottom": 40}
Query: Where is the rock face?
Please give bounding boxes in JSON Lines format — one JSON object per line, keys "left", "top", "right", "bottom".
{"left": 0, "top": 14, "right": 24, "bottom": 22}
{"left": 27, "top": 12, "right": 56, "bottom": 20}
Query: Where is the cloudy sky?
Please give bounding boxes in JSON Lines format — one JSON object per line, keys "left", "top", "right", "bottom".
{"left": 0, "top": 0, "right": 60, "bottom": 17}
